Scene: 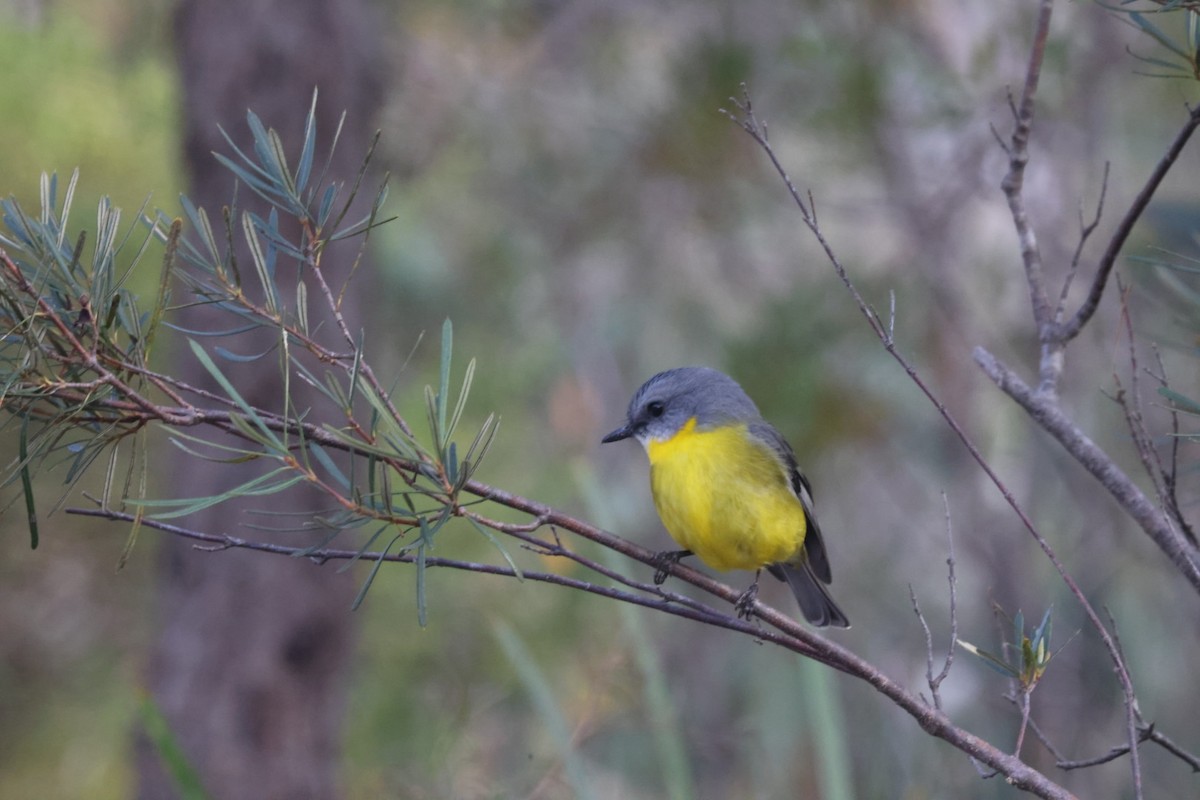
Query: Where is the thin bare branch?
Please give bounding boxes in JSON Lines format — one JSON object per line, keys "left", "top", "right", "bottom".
{"left": 1057, "top": 102, "right": 1200, "bottom": 342}
{"left": 1057, "top": 162, "right": 1110, "bottom": 320}
{"left": 1000, "top": 0, "right": 1055, "bottom": 335}
{"left": 912, "top": 494, "right": 959, "bottom": 712}
{"left": 1147, "top": 343, "right": 1197, "bottom": 544}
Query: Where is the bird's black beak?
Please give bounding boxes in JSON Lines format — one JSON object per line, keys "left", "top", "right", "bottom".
{"left": 601, "top": 424, "right": 632, "bottom": 444}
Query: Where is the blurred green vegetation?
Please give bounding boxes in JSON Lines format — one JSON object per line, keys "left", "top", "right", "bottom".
{"left": 4, "top": 1, "right": 1200, "bottom": 799}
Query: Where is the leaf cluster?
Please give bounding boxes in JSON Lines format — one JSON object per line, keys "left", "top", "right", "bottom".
{"left": 959, "top": 607, "right": 1056, "bottom": 693}
{"left": 0, "top": 91, "right": 504, "bottom": 619}
{"left": 1109, "top": 1, "right": 1200, "bottom": 78}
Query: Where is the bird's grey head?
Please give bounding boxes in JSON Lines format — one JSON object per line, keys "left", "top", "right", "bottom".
{"left": 600, "top": 366, "right": 761, "bottom": 447}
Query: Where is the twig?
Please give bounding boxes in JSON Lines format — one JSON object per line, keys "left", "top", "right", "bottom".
{"left": 912, "top": 493, "right": 959, "bottom": 711}
{"left": 1000, "top": 0, "right": 1055, "bottom": 337}
{"left": 1057, "top": 102, "right": 1200, "bottom": 343}
{"left": 1147, "top": 343, "right": 1197, "bottom": 544}
{"left": 1014, "top": 689, "right": 1033, "bottom": 760}
{"left": 1057, "top": 162, "right": 1109, "bottom": 321}
{"left": 1110, "top": 277, "right": 1189, "bottom": 548}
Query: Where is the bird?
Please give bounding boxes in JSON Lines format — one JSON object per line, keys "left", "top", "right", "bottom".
{"left": 601, "top": 366, "right": 849, "bottom": 628}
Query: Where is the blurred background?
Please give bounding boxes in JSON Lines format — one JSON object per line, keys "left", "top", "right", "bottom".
{"left": 2, "top": 0, "right": 1199, "bottom": 798}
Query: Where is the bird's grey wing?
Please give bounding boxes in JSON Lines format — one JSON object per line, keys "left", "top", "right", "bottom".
{"left": 748, "top": 420, "right": 833, "bottom": 584}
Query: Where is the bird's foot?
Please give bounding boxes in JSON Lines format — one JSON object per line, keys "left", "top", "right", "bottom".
{"left": 734, "top": 578, "right": 761, "bottom": 619}
{"left": 652, "top": 550, "right": 692, "bottom": 585}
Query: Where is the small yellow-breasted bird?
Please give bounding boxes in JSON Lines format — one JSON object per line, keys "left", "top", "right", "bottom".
{"left": 602, "top": 367, "right": 849, "bottom": 628}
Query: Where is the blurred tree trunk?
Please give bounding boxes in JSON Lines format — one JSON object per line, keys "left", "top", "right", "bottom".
{"left": 136, "top": 2, "right": 384, "bottom": 798}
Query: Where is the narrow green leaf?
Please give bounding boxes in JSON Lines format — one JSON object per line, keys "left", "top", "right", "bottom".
{"left": 352, "top": 532, "right": 402, "bottom": 610}
{"left": 1159, "top": 386, "right": 1200, "bottom": 415}
{"left": 61, "top": 169, "right": 80, "bottom": 242}
{"left": 416, "top": 541, "right": 428, "bottom": 627}
{"left": 466, "top": 414, "right": 500, "bottom": 472}
{"left": 1130, "top": 11, "right": 1192, "bottom": 58}
{"left": 316, "top": 184, "right": 337, "bottom": 227}
{"left": 19, "top": 414, "right": 38, "bottom": 549}
{"left": 446, "top": 357, "right": 476, "bottom": 443}
{"left": 337, "top": 523, "right": 392, "bottom": 573}
{"left": 424, "top": 384, "right": 441, "bottom": 454}
{"left": 188, "top": 339, "right": 285, "bottom": 450}
{"left": 467, "top": 518, "right": 524, "bottom": 580}
{"left": 101, "top": 440, "right": 120, "bottom": 510}
{"left": 267, "top": 128, "right": 298, "bottom": 199}
{"left": 1033, "top": 606, "right": 1053, "bottom": 648}
{"left": 296, "top": 279, "right": 309, "bottom": 336}
{"left": 296, "top": 88, "right": 318, "bottom": 196}
{"left": 241, "top": 213, "right": 278, "bottom": 315}
{"left": 216, "top": 121, "right": 274, "bottom": 184}
{"left": 166, "top": 430, "right": 262, "bottom": 461}
{"left": 958, "top": 639, "right": 1018, "bottom": 678}
{"left": 133, "top": 468, "right": 304, "bottom": 520}
{"left": 346, "top": 328, "right": 365, "bottom": 413}
{"left": 309, "top": 443, "right": 350, "bottom": 491}
{"left": 225, "top": 409, "right": 279, "bottom": 451}
{"left": 117, "top": 432, "right": 149, "bottom": 570}
{"left": 279, "top": 327, "right": 292, "bottom": 454}
{"left": 211, "top": 152, "right": 283, "bottom": 206}
{"left": 438, "top": 318, "right": 452, "bottom": 438}
{"left": 213, "top": 344, "right": 277, "bottom": 363}
{"left": 325, "top": 127, "right": 379, "bottom": 236}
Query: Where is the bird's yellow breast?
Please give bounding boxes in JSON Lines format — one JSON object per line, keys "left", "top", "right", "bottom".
{"left": 646, "top": 418, "right": 807, "bottom": 571}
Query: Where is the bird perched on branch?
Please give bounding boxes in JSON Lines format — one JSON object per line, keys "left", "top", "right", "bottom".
{"left": 602, "top": 367, "right": 849, "bottom": 628}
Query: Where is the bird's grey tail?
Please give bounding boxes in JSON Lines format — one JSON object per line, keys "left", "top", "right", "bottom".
{"left": 769, "top": 562, "right": 850, "bottom": 629}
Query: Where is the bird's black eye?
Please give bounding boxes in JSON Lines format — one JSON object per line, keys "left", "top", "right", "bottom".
{"left": 646, "top": 400, "right": 665, "bottom": 418}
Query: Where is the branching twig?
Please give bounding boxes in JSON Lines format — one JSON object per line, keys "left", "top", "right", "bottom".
{"left": 1057, "top": 162, "right": 1109, "bottom": 321}
{"left": 976, "top": 346, "right": 1200, "bottom": 593}
{"left": 1147, "top": 343, "right": 1197, "bottom": 544}
{"left": 1057, "top": 101, "right": 1200, "bottom": 343}
{"left": 1109, "top": 277, "right": 1191, "bottom": 550}
{"left": 1001, "top": 0, "right": 1055, "bottom": 340}
{"left": 911, "top": 493, "right": 959, "bottom": 711}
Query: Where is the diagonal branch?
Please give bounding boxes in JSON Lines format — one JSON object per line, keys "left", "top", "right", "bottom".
{"left": 1056, "top": 102, "right": 1200, "bottom": 342}
{"left": 974, "top": 346, "right": 1200, "bottom": 593}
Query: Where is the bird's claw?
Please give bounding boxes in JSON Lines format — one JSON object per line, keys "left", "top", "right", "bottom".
{"left": 734, "top": 582, "right": 760, "bottom": 619}
{"left": 652, "top": 550, "right": 689, "bottom": 585}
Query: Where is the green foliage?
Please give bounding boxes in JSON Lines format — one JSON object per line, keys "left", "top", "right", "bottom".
{"left": 1108, "top": 2, "right": 1200, "bottom": 79}
{"left": 0, "top": 170, "right": 165, "bottom": 553}
{"left": 0, "top": 95, "right": 503, "bottom": 623}
{"left": 959, "top": 607, "right": 1056, "bottom": 692}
